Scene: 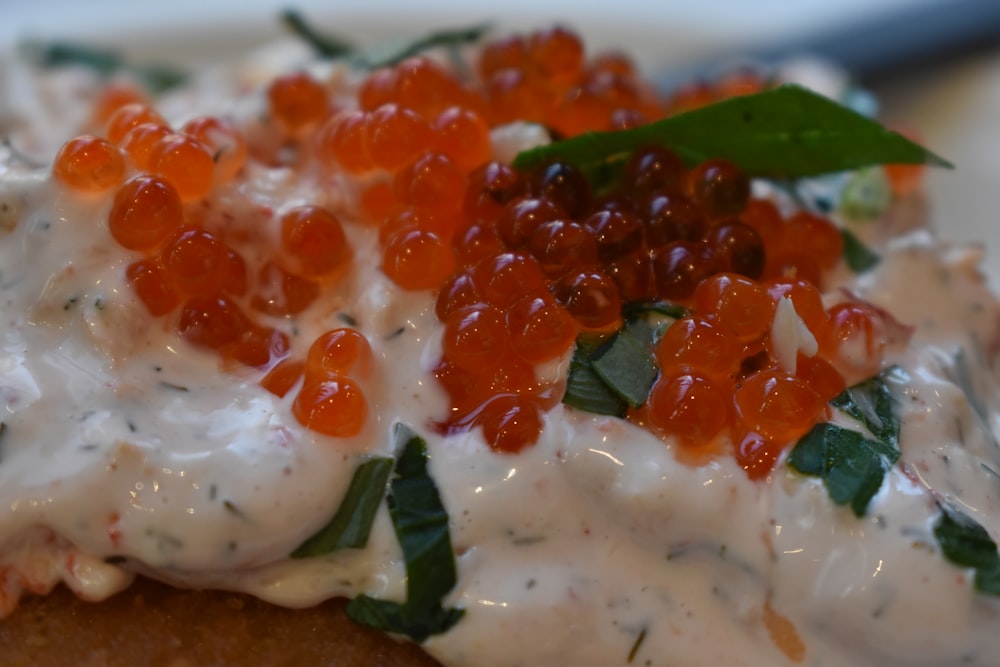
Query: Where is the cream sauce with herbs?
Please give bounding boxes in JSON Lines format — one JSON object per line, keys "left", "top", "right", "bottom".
{"left": 3, "top": 49, "right": 1000, "bottom": 667}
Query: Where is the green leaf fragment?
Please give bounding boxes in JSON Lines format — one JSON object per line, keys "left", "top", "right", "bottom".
{"left": 935, "top": 502, "right": 1000, "bottom": 570}
{"left": 789, "top": 370, "right": 901, "bottom": 516}
{"left": 590, "top": 330, "right": 658, "bottom": 408}
{"left": 788, "top": 423, "right": 898, "bottom": 516}
{"left": 24, "top": 40, "right": 186, "bottom": 92}
{"left": 621, "top": 300, "right": 688, "bottom": 322}
{"left": 291, "top": 456, "right": 393, "bottom": 558}
{"left": 829, "top": 370, "right": 899, "bottom": 446}
{"left": 975, "top": 563, "right": 1000, "bottom": 595}
{"left": 563, "top": 338, "right": 629, "bottom": 417}
{"left": 840, "top": 228, "right": 881, "bottom": 273}
{"left": 513, "top": 85, "right": 951, "bottom": 186}
{"left": 356, "top": 24, "right": 491, "bottom": 69}
{"left": 387, "top": 425, "right": 458, "bottom": 609}
{"left": 346, "top": 595, "right": 465, "bottom": 643}
{"left": 345, "top": 424, "right": 464, "bottom": 641}
{"left": 934, "top": 502, "right": 1000, "bottom": 596}
{"left": 280, "top": 9, "right": 355, "bottom": 57}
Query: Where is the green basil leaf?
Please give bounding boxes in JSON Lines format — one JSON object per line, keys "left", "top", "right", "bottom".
{"left": 841, "top": 228, "right": 881, "bottom": 273}
{"left": 280, "top": 9, "right": 355, "bottom": 57}
{"left": 975, "top": 562, "right": 1000, "bottom": 595}
{"left": 563, "top": 338, "right": 629, "bottom": 417}
{"left": 933, "top": 502, "right": 1000, "bottom": 596}
{"left": 346, "top": 596, "right": 465, "bottom": 643}
{"left": 590, "top": 330, "right": 658, "bottom": 408}
{"left": 934, "top": 502, "right": 1000, "bottom": 571}
{"left": 829, "top": 369, "right": 899, "bottom": 446}
{"left": 513, "top": 85, "right": 951, "bottom": 184}
{"left": 290, "top": 456, "right": 393, "bottom": 558}
{"left": 785, "top": 423, "right": 828, "bottom": 476}
{"left": 788, "top": 422, "right": 899, "bottom": 517}
{"left": 346, "top": 424, "right": 464, "bottom": 641}
{"left": 388, "top": 425, "right": 458, "bottom": 609}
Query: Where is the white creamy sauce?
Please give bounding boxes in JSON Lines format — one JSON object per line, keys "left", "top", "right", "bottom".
{"left": 3, "top": 46, "right": 1000, "bottom": 667}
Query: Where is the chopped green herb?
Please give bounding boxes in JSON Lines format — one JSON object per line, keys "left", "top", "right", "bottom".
{"left": 280, "top": 9, "right": 354, "bottom": 57}
{"left": 933, "top": 502, "right": 1000, "bottom": 595}
{"left": 563, "top": 303, "right": 671, "bottom": 416}
{"left": 841, "top": 228, "right": 881, "bottom": 273}
{"left": 513, "top": 85, "right": 950, "bottom": 188}
{"left": 829, "top": 369, "right": 899, "bottom": 446}
{"left": 787, "top": 422, "right": 899, "bottom": 516}
{"left": 935, "top": 502, "right": 1000, "bottom": 570}
{"left": 591, "top": 330, "right": 658, "bottom": 407}
{"left": 621, "top": 300, "right": 688, "bottom": 321}
{"left": 563, "top": 337, "right": 629, "bottom": 417}
{"left": 346, "top": 425, "right": 463, "bottom": 641}
{"left": 291, "top": 457, "right": 393, "bottom": 557}
{"left": 346, "top": 596, "right": 465, "bottom": 643}
{"left": 23, "top": 40, "right": 186, "bottom": 92}
{"left": 280, "top": 11, "right": 488, "bottom": 70}
{"left": 357, "top": 24, "right": 490, "bottom": 69}
{"left": 788, "top": 370, "right": 902, "bottom": 516}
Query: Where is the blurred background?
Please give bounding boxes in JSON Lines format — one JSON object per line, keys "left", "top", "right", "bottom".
{"left": 4, "top": 0, "right": 1000, "bottom": 281}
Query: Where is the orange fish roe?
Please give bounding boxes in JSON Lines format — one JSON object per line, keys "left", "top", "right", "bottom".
{"left": 52, "top": 135, "right": 126, "bottom": 192}
{"left": 149, "top": 133, "right": 215, "bottom": 202}
{"left": 105, "top": 103, "right": 167, "bottom": 145}
{"left": 267, "top": 71, "right": 330, "bottom": 132}
{"left": 55, "top": 24, "right": 897, "bottom": 458}
{"left": 181, "top": 116, "right": 248, "bottom": 184}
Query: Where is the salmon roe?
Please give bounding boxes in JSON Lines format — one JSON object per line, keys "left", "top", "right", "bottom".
{"left": 52, "top": 135, "right": 126, "bottom": 192}
{"left": 267, "top": 71, "right": 329, "bottom": 132}
{"left": 73, "top": 26, "right": 899, "bottom": 455}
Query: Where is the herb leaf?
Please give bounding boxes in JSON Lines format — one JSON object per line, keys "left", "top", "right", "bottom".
{"left": 934, "top": 502, "right": 1000, "bottom": 596}
{"left": 590, "top": 330, "right": 658, "bottom": 407}
{"left": 563, "top": 337, "right": 629, "bottom": 417}
{"left": 280, "top": 9, "right": 354, "bottom": 57}
{"left": 935, "top": 502, "right": 1000, "bottom": 570}
{"left": 291, "top": 456, "right": 393, "bottom": 558}
{"left": 347, "top": 596, "right": 465, "bottom": 642}
{"left": 345, "top": 424, "right": 464, "bottom": 641}
{"left": 513, "top": 85, "right": 950, "bottom": 184}
{"left": 388, "top": 425, "right": 458, "bottom": 609}
{"left": 356, "top": 24, "right": 490, "bottom": 69}
{"left": 621, "top": 300, "right": 688, "bottom": 321}
{"left": 23, "top": 40, "right": 186, "bottom": 92}
{"left": 829, "top": 369, "right": 899, "bottom": 446}
{"left": 788, "top": 370, "right": 901, "bottom": 516}
{"left": 788, "top": 423, "right": 899, "bottom": 516}
{"left": 841, "top": 228, "right": 881, "bottom": 273}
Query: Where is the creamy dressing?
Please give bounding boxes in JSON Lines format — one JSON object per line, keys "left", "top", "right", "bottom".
{"left": 3, "top": 44, "right": 1000, "bottom": 667}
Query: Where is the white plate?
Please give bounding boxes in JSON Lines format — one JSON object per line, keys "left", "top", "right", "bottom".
{"left": 4, "top": 0, "right": 999, "bottom": 284}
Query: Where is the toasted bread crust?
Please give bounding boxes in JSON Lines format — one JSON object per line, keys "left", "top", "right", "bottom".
{"left": 0, "top": 577, "right": 442, "bottom": 667}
